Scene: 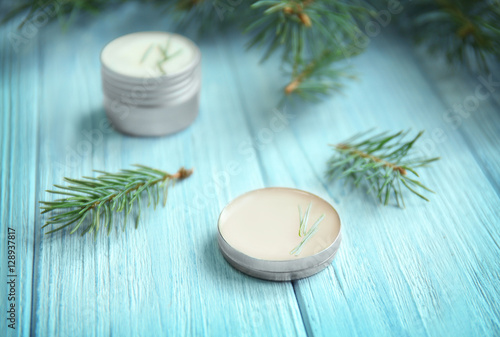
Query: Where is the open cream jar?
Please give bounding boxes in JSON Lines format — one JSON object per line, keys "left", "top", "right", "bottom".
{"left": 100, "top": 31, "right": 201, "bottom": 136}
{"left": 218, "top": 187, "right": 342, "bottom": 281}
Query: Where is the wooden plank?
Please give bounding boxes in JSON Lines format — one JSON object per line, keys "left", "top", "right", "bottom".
{"left": 0, "top": 18, "right": 40, "bottom": 337}
{"left": 298, "top": 33, "right": 500, "bottom": 337}
{"left": 224, "top": 28, "right": 500, "bottom": 336}
{"left": 28, "top": 3, "right": 306, "bottom": 336}
{"left": 411, "top": 45, "right": 500, "bottom": 194}
{"left": 2, "top": 2, "right": 500, "bottom": 336}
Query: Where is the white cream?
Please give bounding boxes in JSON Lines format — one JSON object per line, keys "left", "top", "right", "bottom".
{"left": 219, "top": 188, "right": 341, "bottom": 261}
{"left": 101, "top": 32, "right": 196, "bottom": 78}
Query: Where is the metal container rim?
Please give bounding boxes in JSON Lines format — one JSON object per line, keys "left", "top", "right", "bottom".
{"left": 217, "top": 187, "right": 343, "bottom": 273}
{"left": 100, "top": 31, "right": 201, "bottom": 82}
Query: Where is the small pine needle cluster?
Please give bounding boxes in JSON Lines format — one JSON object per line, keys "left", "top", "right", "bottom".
{"left": 290, "top": 203, "right": 325, "bottom": 256}
{"left": 326, "top": 130, "right": 439, "bottom": 207}
{"left": 40, "top": 165, "right": 192, "bottom": 237}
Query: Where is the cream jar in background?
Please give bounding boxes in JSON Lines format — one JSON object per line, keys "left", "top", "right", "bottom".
{"left": 100, "top": 31, "right": 201, "bottom": 136}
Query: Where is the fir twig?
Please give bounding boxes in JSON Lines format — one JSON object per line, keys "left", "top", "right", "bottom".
{"left": 247, "top": 0, "right": 368, "bottom": 100}
{"left": 0, "top": 0, "right": 371, "bottom": 101}
{"left": 282, "top": 0, "right": 314, "bottom": 27}
{"left": 3, "top": 0, "right": 499, "bottom": 102}
{"left": 247, "top": 0, "right": 369, "bottom": 63}
{"left": 283, "top": 49, "right": 357, "bottom": 100}
{"left": 326, "top": 130, "right": 440, "bottom": 207}
{"left": 40, "top": 165, "right": 193, "bottom": 237}
{"left": 405, "top": 0, "right": 500, "bottom": 72}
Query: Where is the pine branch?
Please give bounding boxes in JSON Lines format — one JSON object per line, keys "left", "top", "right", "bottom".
{"left": 1, "top": 0, "right": 370, "bottom": 101}
{"left": 6, "top": 0, "right": 498, "bottom": 103}
{"left": 247, "top": 0, "right": 369, "bottom": 100}
{"left": 326, "top": 130, "right": 440, "bottom": 207}
{"left": 282, "top": 0, "right": 314, "bottom": 27}
{"left": 291, "top": 203, "right": 324, "bottom": 256}
{"left": 1, "top": 0, "right": 116, "bottom": 28}
{"left": 246, "top": 0, "right": 369, "bottom": 63}
{"left": 404, "top": 0, "right": 500, "bottom": 73}
{"left": 283, "top": 48, "right": 357, "bottom": 100}
{"left": 40, "top": 165, "right": 193, "bottom": 237}
{"left": 170, "top": 0, "right": 244, "bottom": 32}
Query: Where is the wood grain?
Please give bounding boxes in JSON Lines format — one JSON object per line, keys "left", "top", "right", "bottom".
{"left": 1, "top": 3, "right": 499, "bottom": 337}
{"left": 0, "top": 18, "right": 40, "bottom": 337}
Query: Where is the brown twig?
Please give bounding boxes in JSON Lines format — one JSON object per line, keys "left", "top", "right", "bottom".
{"left": 170, "top": 167, "right": 194, "bottom": 179}
{"left": 436, "top": 0, "right": 483, "bottom": 43}
{"left": 176, "top": 0, "right": 204, "bottom": 10}
{"left": 284, "top": 54, "right": 319, "bottom": 95}
{"left": 283, "top": 1, "right": 313, "bottom": 27}
{"left": 336, "top": 144, "right": 407, "bottom": 175}
{"left": 285, "top": 76, "right": 303, "bottom": 95}
{"left": 457, "top": 22, "right": 475, "bottom": 39}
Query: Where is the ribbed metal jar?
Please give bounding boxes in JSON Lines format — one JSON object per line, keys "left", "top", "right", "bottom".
{"left": 100, "top": 32, "right": 201, "bottom": 136}
{"left": 217, "top": 187, "right": 343, "bottom": 281}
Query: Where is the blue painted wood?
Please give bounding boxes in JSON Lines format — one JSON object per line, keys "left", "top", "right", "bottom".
{"left": 223, "top": 29, "right": 500, "bottom": 337}
{"left": 0, "top": 18, "right": 40, "bottom": 337}
{"left": 1, "top": 3, "right": 499, "bottom": 337}
{"left": 21, "top": 6, "right": 305, "bottom": 337}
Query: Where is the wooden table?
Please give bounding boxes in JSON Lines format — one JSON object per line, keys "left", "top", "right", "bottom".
{"left": 1, "top": 3, "right": 499, "bottom": 336}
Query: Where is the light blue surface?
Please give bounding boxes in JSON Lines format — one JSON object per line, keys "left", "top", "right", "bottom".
{"left": 1, "top": 3, "right": 499, "bottom": 336}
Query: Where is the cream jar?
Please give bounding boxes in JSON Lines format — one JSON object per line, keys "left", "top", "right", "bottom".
{"left": 100, "top": 31, "right": 201, "bottom": 136}
{"left": 218, "top": 187, "right": 342, "bottom": 281}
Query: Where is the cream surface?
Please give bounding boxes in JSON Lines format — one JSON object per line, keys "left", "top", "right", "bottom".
{"left": 219, "top": 188, "right": 341, "bottom": 261}
{"left": 101, "top": 32, "right": 195, "bottom": 78}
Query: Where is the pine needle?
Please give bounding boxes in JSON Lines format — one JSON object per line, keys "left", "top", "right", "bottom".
{"left": 291, "top": 202, "right": 325, "bottom": 256}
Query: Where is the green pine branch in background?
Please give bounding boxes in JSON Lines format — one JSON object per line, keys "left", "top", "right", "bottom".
{"left": 326, "top": 130, "right": 440, "bottom": 207}
{"left": 2, "top": 0, "right": 499, "bottom": 102}
{"left": 170, "top": 0, "right": 243, "bottom": 32}
{"left": 247, "top": 0, "right": 369, "bottom": 99}
{"left": 282, "top": 49, "right": 356, "bottom": 101}
{"left": 404, "top": 0, "right": 500, "bottom": 73}
{"left": 1, "top": 0, "right": 117, "bottom": 29}
{"left": 40, "top": 165, "right": 193, "bottom": 237}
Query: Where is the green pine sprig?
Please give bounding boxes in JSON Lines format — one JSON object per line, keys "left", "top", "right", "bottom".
{"left": 247, "top": 0, "right": 369, "bottom": 62}
{"left": 3, "top": 0, "right": 498, "bottom": 102}
{"left": 282, "top": 49, "right": 357, "bottom": 100}
{"left": 404, "top": 0, "right": 500, "bottom": 73}
{"left": 247, "top": 0, "right": 369, "bottom": 99}
{"left": 40, "top": 165, "right": 193, "bottom": 237}
{"left": 326, "top": 130, "right": 440, "bottom": 207}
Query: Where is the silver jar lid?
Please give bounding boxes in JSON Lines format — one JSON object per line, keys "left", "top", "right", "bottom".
{"left": 217, "top": 187, "right": 342, "bottom": 281}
